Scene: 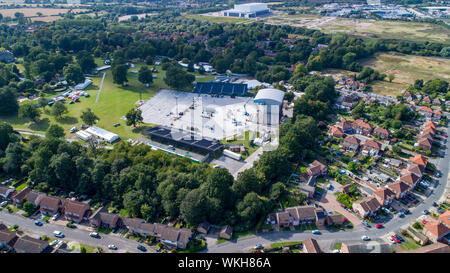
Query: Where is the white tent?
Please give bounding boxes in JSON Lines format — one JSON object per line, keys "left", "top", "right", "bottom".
{"left": 74, "top": 78, "right": 92, "bottom": 90}
{"left": 84, "top": 126, "right": 120, "bottom": 143}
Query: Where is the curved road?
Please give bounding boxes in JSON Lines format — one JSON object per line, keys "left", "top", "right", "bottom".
{"left": 207, "top": 117, "right": 450, "bottom": 253}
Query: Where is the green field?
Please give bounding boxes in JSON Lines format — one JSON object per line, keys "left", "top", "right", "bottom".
{"left": 360, "top": 52, "right": 450, "bottom": 97}
{"left": 1, "top": 60, "right": 216, "bottom": 141}
{"left": 265, "top": 13, "right": 450, "bottom": 44}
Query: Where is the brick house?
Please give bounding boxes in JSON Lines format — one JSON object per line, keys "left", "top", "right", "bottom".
{"left": 63, "top": 200, "right": 90, "bottom": 223}
{"left": 13, "top": 235, "right": 50, "bottom": 253}
{"left": 417, "top": 137, "right": 433, "bottom": 151}
{"left": 328, "top": 126, "right": 344, "bottom": 138}
{"left": 353, "top": 119, "right": 373, "bottom": 136}
{"left": 433, "top": 110, "right": 442, "bottom": 120}
{"left": 39, "top": 196, "right": 63, "bottom": 216}
{"left": 403, "top": 164, "right": 424, "bottom": 179}
{"left": 306, "top": 160, "right": 328, "bottom": 178}
{"left": 373, "top": 187, "right": 395, "bottom": 206}
{"left": 303, "top": 238, "right": 322, "bottom": 253}
{"left": 352, "top": 196, "right": 381, "bottom": 218}
{"left": 423, "top": 221, "right": 450, "bottom": 243}
{"left": 0, "top": 186, "right": 15, "bottom": 200}
{"left": 276, "top": 211, "right": 290, "bottom": 228}
{"left": 419, "top": 106, "right": 434, "bottom": 118}
{"left": 399, "top": 172, "right": 421, "bottom": 188}
{"left": 361, "top": 139, "right": 382, "bottom": 156}
{"left": 424, "top": 121, "right": 436, "bottom": 130}
{"left": 89, "top": 207, "right": 122, "bottom": 229}
{"left": 25, "top": 191, "right": 45, "bottom": 208}
{"left": 343, "top": 135, "right": 360, "bottom": 151}
{"left": 388, "top": 181, "right": 410, "bottom": 199}
{"left": 0, "top": 229, "right": 18, "bottom": 251}
{"left": 337, "top": 120, "right": 353, "bottom": 133}
{"left": 374, "top": 127, "right": 390, "bottom": 139}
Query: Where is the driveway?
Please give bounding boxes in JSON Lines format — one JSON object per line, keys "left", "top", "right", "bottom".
{"left": 318, "top": 192, "right": 362, "bottom": 227}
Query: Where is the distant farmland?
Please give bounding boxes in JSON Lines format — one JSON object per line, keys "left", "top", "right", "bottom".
{"left": 0, "top": 7, "right": 88, "bottom": 18}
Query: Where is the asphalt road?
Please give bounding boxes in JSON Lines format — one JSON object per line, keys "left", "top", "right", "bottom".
{"left": 0, "top": 210, "right": 154, "bottom": 253}
{"left": 206, "top": 117, "right": 450, "bottom": 253}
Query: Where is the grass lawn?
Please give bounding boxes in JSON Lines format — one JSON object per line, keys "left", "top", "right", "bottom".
{"left": 333, "top": 242, "right": 342, "bottom": 250}
{"left": 177, "top": 239, "right": 206, "bottom": 253}
{"left": 270, "top": 241, "right": 302, "bottom": 248}
{"left": 15, "top": 182, "right": 29, "bottom": 191}
{"left": 399, "top": 238, "right": 421, "bottom": 251}
{"left": 221, "top": 131, "right": 259, "bottom": 159}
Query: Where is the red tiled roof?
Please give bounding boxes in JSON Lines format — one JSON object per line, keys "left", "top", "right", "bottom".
{"left": 374, "top": 187, "right": 395, "bottom": 202}
{"left": 354, "top": 119, "right": 373, "bottom": 129}
{"left": 374, "top": 127, "right": 389, "bottom": 136}
{"left": 424, "top": 121, "right": 436, "bottom": 129}
{"left": 364, "top": 139, "right": 382, "bottom": 150}
{"left": 344, "top": 135, "right": 360, "bottom": 145}
{"left": 399, "top": 172, "right": 420, "bottom": 186}
{"left": 424, "top": 221, "right": 450, "bottom": 238}
{"left": 439, "top": 211, "right": 450, "bottom": 227}
{"left": 419, "top": 106, "right": 433, "bottom": 112}
{"left": 410, "top": 154, "right": 428, "bottom": 166}
{"left": 388, "top": 181, "right": 410, "bottom": 194}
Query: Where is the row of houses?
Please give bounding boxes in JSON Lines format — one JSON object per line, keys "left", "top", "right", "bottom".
{"left": 404, "top": 92, "right": 443, "bottom": 107}
{"left": 270, "top": 205, "right": 347, "bottom": 229}
{"left": 329, "top": 119, "right": 390, "bottom": 140}
{"left": 0, "top": 186, "right": 193, "bottom": 249}
{"left": 418, "top": 106, "right": 443, "bottom": 121}
{"left": 0, "top": 224, "right": 50, "bottom": 253}
{"left": 351, "top": 154, "right": 429, "bottom": 218}
{"left": 415, "top": 121, "right": 438, "bottom": 151}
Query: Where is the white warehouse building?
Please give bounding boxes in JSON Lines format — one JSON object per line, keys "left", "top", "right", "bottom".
{"left": 84, "top": 126, "right": 120, "bottom": 143}
{"left": 222, "top": 3, "right": 270, "bottom": 18}
{"left": 254, "top": 88, "right": 285, "bottom": 126}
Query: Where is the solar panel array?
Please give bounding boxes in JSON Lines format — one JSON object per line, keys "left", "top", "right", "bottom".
{"left": 194, "top": 82, "right": 248, "bottom": 96}
{"left": 144, "top": 126, "right": 224, "bottom": 155}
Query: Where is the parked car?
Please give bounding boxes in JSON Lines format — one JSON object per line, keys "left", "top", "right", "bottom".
{"left": 254, "top": 244, "right": 263, "bottom": 250}
{"left": 49, "top": 239, "right": 60, "bottom": 246}
{"left": 361, "top": 235, "right": 370, "bottom": 241}
{"left": 362, "top": 221, "right": 371, "bottom": 228}
{"left": 391, "top": 235, "right": 400, "bottom": 243}
{"left": 52, "top": 213, "right": 60, "bottom": 221}
{"left": 53, "top": 231, "right": 64, "bottom": 238}
{"left": 108, "top": 245, "right": 117, "bottom": 250}
{"left": 375, "top": 223, "right": 383, "bottom": 229}
{"left": 0, "top": 201, "right": 7, "bottom": 207}
{"left": 312, "top": 230, "right": 321, "bottom": 235}
{"left": 332, "top": 249, "right": 341, "bottom": 253}
{"left": 89, "top": 232, "right": 99, "bottom": 238}
{"left": 388, "top": 237, "right": 396, "bottom": 244}
{"left": 402, "top": 209, "right": 410, "bottom": 214}
{"left": 34, "top": 221, "right": 43, "bottom": 226}
{"left": 423, "top": 209, "right": 429, "bottom": 215}
{"left": 113, "top": 123, "right": 120, "bottom": 127}
{"left": 432, "top": 202, "right": 438, "bottom": 207}
{"left": 70, "top": 126, "right": 77, "bottom": 133}
{"left": 438, "top": 209, "right": 445, "bottom": 214}
{"left": 137, "top": 245, "right": 147, "bottom": 252}
{"left": 422, "top": 220, "right": 428, "bottom": 224}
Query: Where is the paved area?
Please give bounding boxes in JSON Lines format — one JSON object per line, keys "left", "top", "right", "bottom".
{"left": 318, "top": 192, "right": 362, "bottom": 227}
{"left": 95, "top": 72, "right": 106, "bottom": 104}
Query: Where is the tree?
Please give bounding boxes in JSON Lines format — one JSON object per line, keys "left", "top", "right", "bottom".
{"left": 76, "top": 51, "right": 96, "bottom": 73}
{"left": 164, "top": 66, "right": 195, "bottom": 89}
{"left": 23, "top": 201, "right": 35, "bottom": 215}
{"left": 138, "top": 66, "right": 153, "bottom": 86}
{"left": 80, "top": 108, "right": 98, "bottom": 125}
{"left": 0, "top": 122, "right": 16, "bottom": 151}
{"left": 46, "top": 124, "right": 65, "bottom": 139}
{"left": 112, "top": 64, "right": 128, "bottom": 86}
{"left": 180, "top": 189, "right": 207, "bottom": 226}
{"left": 50, "top": 102, "right": 68, "bottom": 119}
{"left": 37, "top": 97, "right": 48, "bottom": 108}
{"left": 19, "top": 103, "right": 41, "bottom": 123}
{"left": 0, "top": 87, "right": 19, "bottom": 116}
{"left": 202, "top": 168, "right": 234, "bottom": 207}
{"left": 237, "top": 192, "right": 266, "bottom": 230}
{"left": 63, "top": 64, "right": 84, "bottom": 85}
{"left": 125, "top": 108, "right": 143, "bottom": 128}
{"left": 388, "top": 74, "right": 395, "bottom": 83}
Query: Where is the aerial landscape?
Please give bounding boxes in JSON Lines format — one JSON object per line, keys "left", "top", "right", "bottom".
{"left": 0, "top": 0, "right": 449, "bottom": 261}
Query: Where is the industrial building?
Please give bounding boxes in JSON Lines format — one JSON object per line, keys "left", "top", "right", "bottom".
{"left": 222, "top": 3, "right": 270, "bottom": 18}
{"left": 74, "top": 78, "right": 93, "bottom": 90}
{"left": 254, "top": 88, "right": 285, "bottom": 125}
{"left": 194, "top": 82, "right": 248, "bottom": 96}
{"left": 144, "top": 126, "right": 224, "bottom": 157}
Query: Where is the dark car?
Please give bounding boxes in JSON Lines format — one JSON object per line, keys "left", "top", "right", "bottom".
{"left": 34, "top": 221, "right": 43, "bottom": 226}
{"left": 113, "top": 123, "right": 120, "bottom": 127}
{"left": 432, "top": 202, "right": 438, "bottom": 207}
{"left": 137, "top": 245, "right": 147, "bottom": 252}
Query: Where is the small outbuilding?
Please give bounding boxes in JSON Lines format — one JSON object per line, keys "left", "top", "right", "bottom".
{"left": 219, "top": 225, "right": 233, "bottom": 240}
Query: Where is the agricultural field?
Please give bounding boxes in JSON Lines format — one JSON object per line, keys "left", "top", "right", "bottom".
{"left": 360, "top": 52, "right": 450, "bottom": 97}
{"left": 1, "top": 60, "right": 216, "bottom": 141}
{"left": 264, "top": 13, "right": 450, "bottom": 44}
{"left": 0, "top": 7, "right": 88, "bottom": 18}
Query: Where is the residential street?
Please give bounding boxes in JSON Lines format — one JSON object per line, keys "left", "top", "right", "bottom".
{"left": 206, "top": 115, "right": 450, "bottom": 253}
{"left": 0, "top": 210, "right": 155, "bottom": 253}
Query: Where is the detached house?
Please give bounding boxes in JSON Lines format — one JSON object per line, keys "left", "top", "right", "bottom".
{"left": 374, "top": 187, "right": 395, "bottom": 206}
{"left": 403, "top": 164, "right": 425, "bottom": 179}
{"left": 353, "top": 120, "right": 373, "bottom": 136}
{"left": 307, "top": 160, "right": 328, "bottom": 177}
{"left": 343, "top": 135, "right": 360, "bottom": 151}
{"left": 362, "top": 139, "right": 382, "bottom": 156}
{"left": 328, "top": 126, "right": 344, "bottom": 138}
{"left": 89, "top": 207, "right": 122, "bottom": 229}
{"left": 63, "top": 200, "right": 90, "bottom": 223}
{"left": 422, "top": 96, "right": 432, "bottom": 104}
{"left": 403, "top": 92, "right": 416, "bottom": 101}
{"left": 0, "top": 229, "right": 18, "bottom": 251}
{"left": 13, "top": 235, "right": 50, "bottom": 253}
{"left": 374, "top": 127, "right": 390, "bottom": 139}
{"left": 388, "top": 181, "right": 410, "bottom": 199}
{"left": 433, "top": 110, "right": 442, "bottom": 120}
{"left": 432, "top": 98, "right": 441, "bottom": 105}
{"left": 39, "top": 196, "right": 63, "bottom": 216}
